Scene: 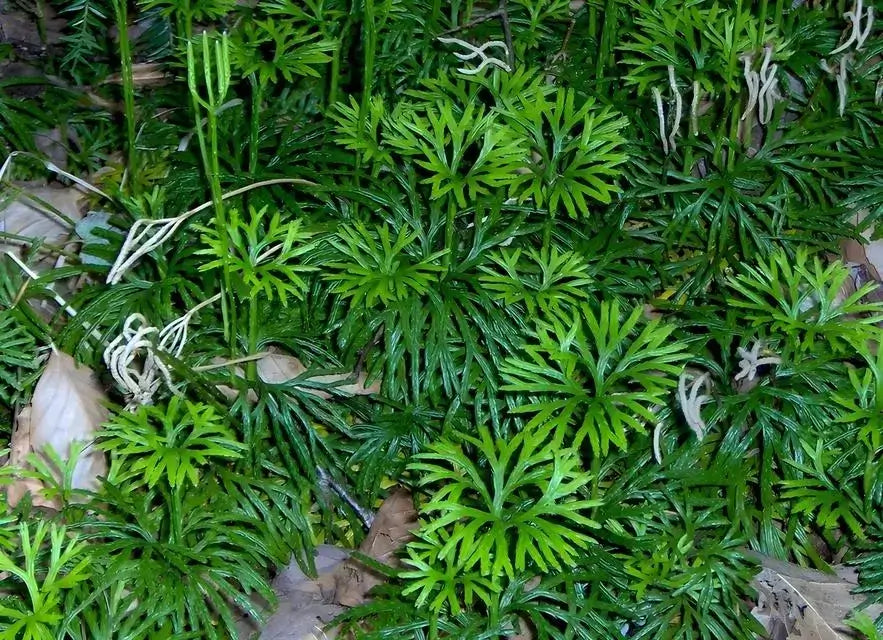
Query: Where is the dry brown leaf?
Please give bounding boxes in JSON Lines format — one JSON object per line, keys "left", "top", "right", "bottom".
{"left": 0, "top": 184, "right": 86, "bottom": 255}
{"left": 334, "top": 487, "right": 417, "bottom": 607}
{"left": 841, "top": 210, "right": 883, "bottom": 281}
{"left": 6, "top": 407, "right": 51, "bottom": 508}
{"left": 749, "top": 553, "right": 883, "bottom": 640}
{"left": 5, "top": 348, "right": 108, "bottom": 508}
{"left": 33, "top": 129, "right": 70, "bottom": 171}
{"left": 508, "top": 617, "right": 535, "bottom": 640}
{"left": 256, "top": 348, "right": 381, "bottom": 399}
{"left": 210, "top": 349, "right": 381, "bottom": 403}
{"left": 102, "top": 63, "right": 169, "bottom": 87}
{"left": 237, "top": 545, "right": 349, "bottom": 640}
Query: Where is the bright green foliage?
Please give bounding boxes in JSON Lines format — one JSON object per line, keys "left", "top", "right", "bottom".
{"left": 77, "top": 478, "right": 277, "bottom": 639}
{"left": 846, "top": 613, "right": 883, "bottom": 640}
{"left": 325, "top": 222, "right": 447, "bottom": 308}
{"left": 4, "top": 0, "right": 883, "bottom": 636}
{"left": 727, "top": 248, "right": 883, "bottom": 355}
{"left": 502, "top": 301, "right": 690, "bottom": 455}
{"left": 195, "top": 205, "right": 317, "bottom": 306}
{"left": 400, "top": 528, "right": 501, "bottom": 614}
{"left": 503, "top": 88, "right": 629, "bottom": 217}
{"left": 384, "top": 101, "right": 527, "bottom": 207}
{"left": 478, "top": 246, "right": 594, "bottom": 316}
{"left": 409, "top": 424, "right": 601, "bottom": 578}
{"left": 231, "top": 20, "right": 336, "bottom": 86}
{"left": 140, "top": 0, "right": 235, "bottom": 23}
{"left": 98, "top": 398, "right": 244, "bottom": 490}
{"left": 623, "top": 495, "right": 764, "bottom": 640}
{"left": 0, "top": 523, "right": 91, "bottom": 640}
{"left": 0, "top": 312, "right": 38, "bottom": 407}
{"left": 330, "top": 96, "right": 393, "bottom": 165}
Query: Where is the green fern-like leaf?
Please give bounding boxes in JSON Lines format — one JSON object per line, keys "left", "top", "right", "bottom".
{"left": 0, "top": 311, "right": 38, "bottom": 407}
{"left": 501, "top": 87, "right": 629, "bottom": 217}
{"left": 501, "top": 300, "right": 690, "bottom": 455}
{"left": 409, "top": 423, "right": 601, "bottom": 579}
{"left": 98, "top": 398, "right": 245, "bottom": 490}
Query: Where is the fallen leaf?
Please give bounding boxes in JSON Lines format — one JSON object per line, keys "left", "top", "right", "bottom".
{"left": 748, "top": 552, "right": 883, "bottom": 640}
{"left": 208, "top": 349, "right": 381, "bottom": 407}
{"left": 0, "top": 184, "right": 86, "bottom": 255}
{"left": 6, "top": 407, "right": 49, "bottom": 508}
{"left": 508, "top": 617, "right": 535, "bottom": 640}
{"left": 334, "top": 487, "right": 417, "bottom": 607}
{"left": 841, "top": 210, "right": 883, "bottom": 282}
{"left": 256, "top": 348, "right": 382, "bottom": 399}
{"left": 33, "top": 129, "right": 70, "bottom": 171}
{"left": 234, "top": 545, "right": 350, "bottom": 640}
{"left": 5, "top": 348, "right": 108, "bottom": 508}
{"left": 102, "top": 62, "right": 169, "bottom": 86}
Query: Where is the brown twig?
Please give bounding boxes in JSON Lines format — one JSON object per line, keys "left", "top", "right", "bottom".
{"left": 353, "top": 324, "right": 384, "bottom": 378}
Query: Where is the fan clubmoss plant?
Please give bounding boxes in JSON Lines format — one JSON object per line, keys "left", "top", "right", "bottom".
{"left": 0, "top": 0, "right": 882, "bottom": 637}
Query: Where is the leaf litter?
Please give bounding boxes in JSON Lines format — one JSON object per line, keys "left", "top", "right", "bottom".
{"left": 5, "top": 348, "right": 108, "bottom": 509}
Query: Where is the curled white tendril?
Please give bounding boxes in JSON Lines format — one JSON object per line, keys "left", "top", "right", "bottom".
{"left": 652, "top": 66, "right": 684, "bottom": 155}
{"left": 437, "top": 37, "right": 511, "bottom": 74}
{"left": 106, "top": 178, "right": 314, "bottom": 284}
{"left": 667, "top": 66, "right": 683, "bottom": 152}
{"left": 678, "top": 371, "right": 712, "bottom": 441}
{"left": 652, "top": 87, "right": 667, "bottom": 155}
{"left": 107, "top": 214, "right": 190, "bottom": 284}
{"left": 831, "top": 0, "right": 875, "bottom": 55}
{"left": 734, "top": 340, "right": 782, "bottom": 383}
{"left": 875, "top": 77, "right": 883, "bottom": 105}
{"left": 837, "top": 55, "right": 851, "bottom": 117}
{"left": 741, "top": 47, "right": 780, "bottom": 125}
{"left": 104, "top": 294, "right": 221, "bottom": 409}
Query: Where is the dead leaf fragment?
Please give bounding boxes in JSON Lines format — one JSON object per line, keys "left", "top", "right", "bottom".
{"left": 5, "top": 348, "right": 108, "bottom": 508}
{"left": 6, "top": 407, "right": 49, "bottom": 508}
{"left": 257, "top": 349, "right": 381, "bottom": 399}
{"left": 334, "top": 487, "right": 417, "bottom": 607}
{"left": 0, "top": 184, "right": 86, "bottom": 255}
{"left": 749, "top": 552, "right": 883, "bottom": 640}
{"left": 234, "top": 545, "right": 350, "bottom": 640}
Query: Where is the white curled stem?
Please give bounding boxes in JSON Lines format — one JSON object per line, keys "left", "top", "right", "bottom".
{"left": 106, "top": 177, "right": 314, "bottom": 284}
{"left": 104, "top": 294, "right": 221, "bottom": 408}
{"left": 740, "top": 54, "right": 760, "bottom": 121}
{"left": 678, "top": 371, "right": 711, "bottom": 441}
{"left": 651, "top": 87, "right": 668, "bottom": 155}
{"left": 667, "top": 66, "right": 683, "bottom": 153}
{"left": 734, "top": 340, "right": 782, "bottom": 383}
{"left": 831, "top": 0, "right": 875, "bottom": 54}
{"left": 757, "top": 46, "right": 780, "bottom": 125}
{"left": 437, "top": 37, "right": 512, "bottom": 74}
{"left": 837, "top": 55, "right": 850, "bottom": 117}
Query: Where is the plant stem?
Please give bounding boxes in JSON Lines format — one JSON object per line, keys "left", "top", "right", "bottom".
{"left": 352, "top": 0, "right": 378, "bottom": 215}
{"left": 188, "top": 34, "right": 236, "bottom": 349}
{"left": 169, "top": 486, "right": 183, "bottom": 546}
{"left": 247, "top": 295, "right": 259, "bottom": 382}
{"left": 249, "top": 74, "right": 262, "bottom": 176}
{"left": 206, "top": 105, "right": 237, "bottom": 350}
{"left": 445, "top": 199, "right": 457, "bottom": 268}
{"left": 329, "top": 18, "right": 353, "bottom": 106}
{"left": 595, "top": 0, "right": 618, "bottom": 84}
{"left": 114, "top": 0, "right": 138, "bottom": 194}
